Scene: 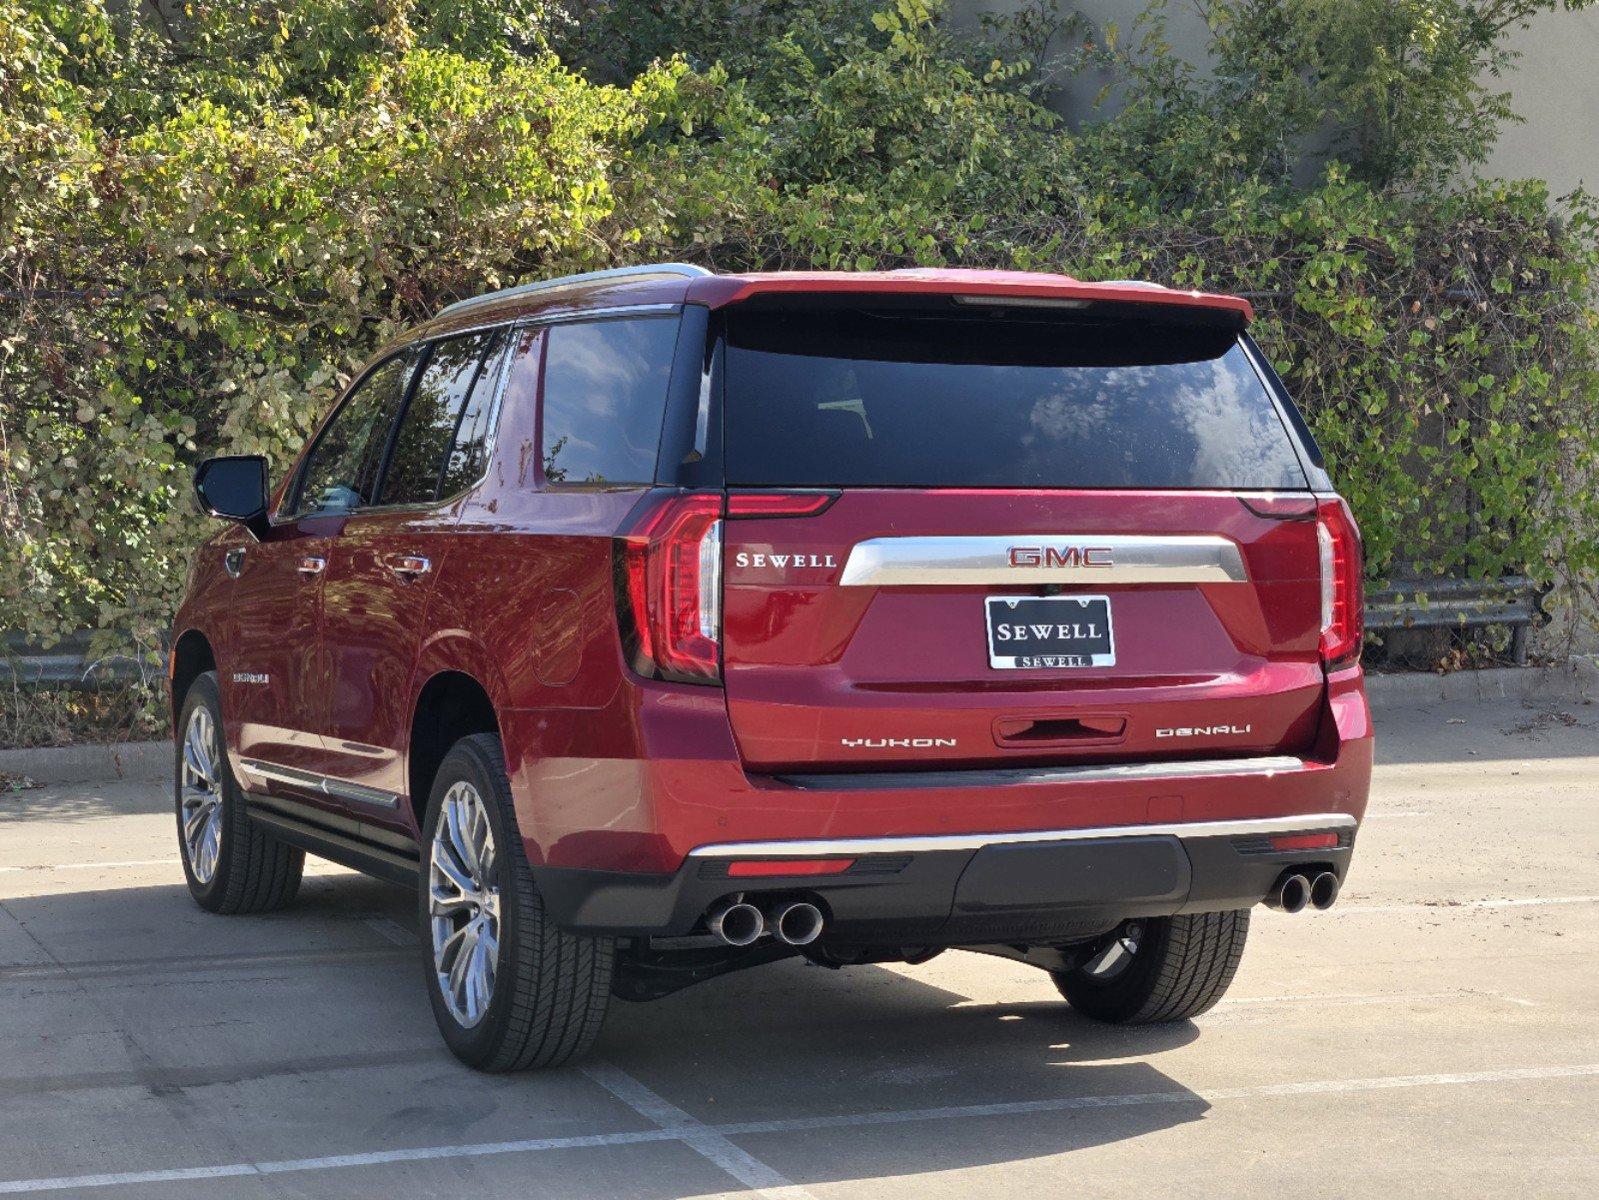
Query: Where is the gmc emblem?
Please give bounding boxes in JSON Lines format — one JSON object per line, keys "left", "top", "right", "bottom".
{"left": 1007, "top": 545, "right": 1114, "bottom": 568}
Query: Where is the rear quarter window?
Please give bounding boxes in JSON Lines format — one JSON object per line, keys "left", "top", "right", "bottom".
{"left": 540, "top": 316, "right": 680, "bottom": 486}
{"left": 724, "top": 308, "right": 1309, "bottom": 490}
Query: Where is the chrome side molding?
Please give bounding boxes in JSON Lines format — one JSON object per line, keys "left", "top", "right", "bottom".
{"left": 837, "top": 534, "right": 1248, "bottom": 587}
{"left": 687, "top": 810, "right": 1357, "bottom": 859}
{"left": 239, "top": 758, "right": 402, "bottom": 811}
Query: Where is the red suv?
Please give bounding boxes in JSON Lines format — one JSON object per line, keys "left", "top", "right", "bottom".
{"left": 172, "top": 264, "right": 1370, "bottom": 1070}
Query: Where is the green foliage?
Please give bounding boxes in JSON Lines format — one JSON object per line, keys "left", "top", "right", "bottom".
{"left": 4, "top": 0, "right": 1598, "bottom": 663}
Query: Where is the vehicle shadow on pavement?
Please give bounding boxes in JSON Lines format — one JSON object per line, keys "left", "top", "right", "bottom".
{"left": 2, "top": 876, "right": 1208, "bottom": 1194}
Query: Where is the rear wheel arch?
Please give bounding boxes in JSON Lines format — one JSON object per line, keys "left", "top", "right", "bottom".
{"left": 408, "top": 670, "right": 501, "bottom": 831}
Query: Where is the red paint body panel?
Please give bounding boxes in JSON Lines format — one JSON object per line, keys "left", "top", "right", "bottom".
{"left": 172, "top": 266, "right": 1369, "bottom": 904}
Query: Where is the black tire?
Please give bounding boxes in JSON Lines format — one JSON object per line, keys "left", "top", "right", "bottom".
{"left": 174, "top": 671, "right": 303, "bottom": 914}
{"left": 1053, "top": 910, "right": 1249, "bottom": 1024}
{"left": 418, "top": 733, "right": 614, "bottom": 1071}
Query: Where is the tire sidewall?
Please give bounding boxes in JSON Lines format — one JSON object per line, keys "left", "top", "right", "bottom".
{"left": 174, "top": 670, "right": 238, "bottom": 909}
{"left": 1058, "top": 917, "right": 1171, "bottom": 1019}
{"left": 417, "top": 737, "right": 522, "bottom": 1064}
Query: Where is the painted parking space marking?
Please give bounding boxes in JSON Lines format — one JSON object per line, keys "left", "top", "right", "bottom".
{"left": 583, "top": 1063, "right": 818, "bottom": 1200}
{"left": 2, "top": 1061, "right": 1595, "bottom": 1195}
{"left": 1329, "top": 895, "right": 1599, "bottom": 914}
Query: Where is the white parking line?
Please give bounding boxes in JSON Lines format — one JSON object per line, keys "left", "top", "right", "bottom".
{"left": 582, "top": 1063, "right": 817, "bottom": 1200}
{"left": 1, "top": 1061, "right": 1594, "bottom": 1195}
{"left": 1331, "top": 895, "right": 1599, "bottom": 914}
{"left": 0, "top": 859, "right": 175, "bottom": 874}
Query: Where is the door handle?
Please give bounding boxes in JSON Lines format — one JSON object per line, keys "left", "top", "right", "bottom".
{"left": 297, "top": 556, "right": 326, "bottom": 576}
{"left": 384, "top": 554, "right": 431, "bottom": 580}
{"left": 223, "top": 548, "right": 246, "bottom": 578}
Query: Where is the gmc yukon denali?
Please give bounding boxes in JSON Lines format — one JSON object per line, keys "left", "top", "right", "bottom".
{"left": 171, "top": 264, "right": 1371, "bottom": 1070}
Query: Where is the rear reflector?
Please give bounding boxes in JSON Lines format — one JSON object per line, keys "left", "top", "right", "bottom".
{"left": 1268, "top": 832, "right": 1340, "bottom": 852}
{"left": 726, "top": 858, "right": 855, "bottom": 878}
{"left": 726, "top": 491, "right": 839, "bottom": 519}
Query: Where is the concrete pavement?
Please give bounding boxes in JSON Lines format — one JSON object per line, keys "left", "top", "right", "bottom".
{"left": 1, "top": 692, "right": 1596, "bottom": 1197}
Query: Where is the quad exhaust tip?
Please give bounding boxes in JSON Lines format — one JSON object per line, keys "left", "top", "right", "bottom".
{"left": 1268, "top": 870, "right": 1340, "bottom": 913}
{"left": 1269, "top": 872, "right": 1311, "bottom": 914}
{"left": 708, "top": 900, "right": 764, "bottom": 947}
{"left": 773, "top": 901, "right": 824, "bottom": 947}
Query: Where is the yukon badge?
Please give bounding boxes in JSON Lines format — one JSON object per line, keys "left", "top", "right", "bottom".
{"left": 842, "top": 737, "right": 958, "bottom": 749}
{"left": 232, "top": 672, "right": 270, "bottom": 686}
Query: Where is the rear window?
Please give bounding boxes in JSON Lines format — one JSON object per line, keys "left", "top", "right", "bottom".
{"left": 724, "top": 309, "right": 1309, "bottom": 489}
{"left": 541, "top": 316, "right": 679, "bottom": 486}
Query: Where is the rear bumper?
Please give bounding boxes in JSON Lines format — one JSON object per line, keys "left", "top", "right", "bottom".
{"left": 535, "top": 812, "right": 1357, "bottom": 941}
{"left": 515, "top": 666, "right": 1372, "bottom": 940}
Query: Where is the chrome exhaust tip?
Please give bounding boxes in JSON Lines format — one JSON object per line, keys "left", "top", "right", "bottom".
{"left": 1309, "top": 870, "right": 1341, "bottom": 911}
{"left": 772, "top": 901, "right": 824, "bottom": 947}
{"left": 1269, "top": 872, "right": 1311, "bottom": 914}
{"left": 708, "top": 900, "right": 764, "bottom": 947}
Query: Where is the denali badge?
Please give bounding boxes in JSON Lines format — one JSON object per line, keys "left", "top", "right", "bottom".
{"left": 842, "top": 737, "right": 958, "bottom": 749}
{"left": 1156, "top": 724, "right": 1252, "bottom": 738}
{"left": 232, "top": 672, "right": 269, "bottom": 685}
{"left": 734, "top": 551, "right": 839, "bottom": 570}
{"left": 1008, "top": 545, "right": 1114, "bottom": 568}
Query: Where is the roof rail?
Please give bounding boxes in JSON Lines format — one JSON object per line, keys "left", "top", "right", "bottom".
{"left": 435, "top": 263, "right": 713, "bottom": 319}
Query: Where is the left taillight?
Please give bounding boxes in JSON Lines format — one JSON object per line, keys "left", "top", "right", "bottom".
{"left": 617, "top": 492, "right": 724, "bottom": 684}
{"left": 1316, "top": 495, "right": 1364, "bottom": 669}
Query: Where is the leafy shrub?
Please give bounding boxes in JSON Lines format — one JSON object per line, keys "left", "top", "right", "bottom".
{"left": 2, "top": 0, "right": 1597, "bottom": 673}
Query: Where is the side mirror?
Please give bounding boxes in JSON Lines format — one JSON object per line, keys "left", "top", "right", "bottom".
{"left": 194, "top": 455, "right": 271, "bottom": 541}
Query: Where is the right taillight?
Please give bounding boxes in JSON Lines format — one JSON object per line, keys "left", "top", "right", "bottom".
{"left": 1316, "top": 495, "right": 1364, "bottom": 669}
{"left": 617, "top": 492, "right": 724, "bottom": 684}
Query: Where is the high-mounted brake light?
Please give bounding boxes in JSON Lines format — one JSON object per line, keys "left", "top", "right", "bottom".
{"left": 619, "top": 493, "right": 724, "bottom": 683}
{"left": 1316, "top": 496, "right": 1364, "bottom": 669}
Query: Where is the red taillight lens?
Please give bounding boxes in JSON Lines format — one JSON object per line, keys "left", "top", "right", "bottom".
{"left": 726, "top": 490, "right": 839, "bottom": 519}
{"left": 620, "top": 493, "right": 723, "bottom": 683}
{"left": 1316, "top": 496, "right": 1364, "bottom": 669}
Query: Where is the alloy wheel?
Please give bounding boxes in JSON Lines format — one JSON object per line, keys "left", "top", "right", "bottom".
{"left": 429, "top": 782, "right": 501, "bottom": 1028}
{"left": 179, "top": 705, "right": 224, "bottom": 885}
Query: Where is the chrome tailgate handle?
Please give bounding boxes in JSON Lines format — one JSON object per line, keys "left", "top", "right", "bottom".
{"left": 296, "top": 555, "right": 326, "bottom": 576}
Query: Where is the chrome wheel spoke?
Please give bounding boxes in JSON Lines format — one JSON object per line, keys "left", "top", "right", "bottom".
{"left": 178, "top": 708, "right": 224, "bottom": 886}
{"left": 429, "top": 781, "right": 500, "bottom": 1028}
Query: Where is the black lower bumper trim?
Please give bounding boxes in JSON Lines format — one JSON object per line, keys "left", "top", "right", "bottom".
{"left": 535, "top": 830, "right": 1356, "bottom": 942}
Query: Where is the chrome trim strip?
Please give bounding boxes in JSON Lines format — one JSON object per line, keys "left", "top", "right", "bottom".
{"left": 239, "top": 758, "right": 401, "bottom": 811}
{"left": 837, "top": 534, "right": 1247, "bottom": 587}
{"left": 775, "top": 754, "right": 1305, "bottom": 793}
{"left": 687, "top": 811, "right": 1357, "bottom": 859}
{"left": 436, "top": 264, "right": 710, "bottom": 318}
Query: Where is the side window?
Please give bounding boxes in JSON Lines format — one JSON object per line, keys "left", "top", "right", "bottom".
{"left": 541, "top": 316, "right": 679, "bottom": 486}
{"left": 380, "top": 329, "right": 505, "bottom": 506}
{"left": 293, "top": 354, "right": 413, "bottom": 516}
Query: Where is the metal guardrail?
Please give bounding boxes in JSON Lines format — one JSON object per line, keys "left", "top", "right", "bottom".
{"left": 1, "top": 633, "right": 161, "bottom": 689}
{"left": 1366, "top": 576, "right": 1536, "bottom": 664}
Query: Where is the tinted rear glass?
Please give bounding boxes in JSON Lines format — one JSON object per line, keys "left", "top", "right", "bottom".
{"left": 724, "top": 309, "right": 1308, "bottom": 489}
{"left": 541, "top": 316, "right": 679, "bottom": 486}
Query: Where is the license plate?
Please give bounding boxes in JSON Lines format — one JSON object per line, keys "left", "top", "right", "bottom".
{"left": 985, "top": 595, "right": 1115, "bottom": 669}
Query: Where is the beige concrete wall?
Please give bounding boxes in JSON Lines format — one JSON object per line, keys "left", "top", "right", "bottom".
{"left": 950, "top": 1, "right": 1599, "bottom": 193}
